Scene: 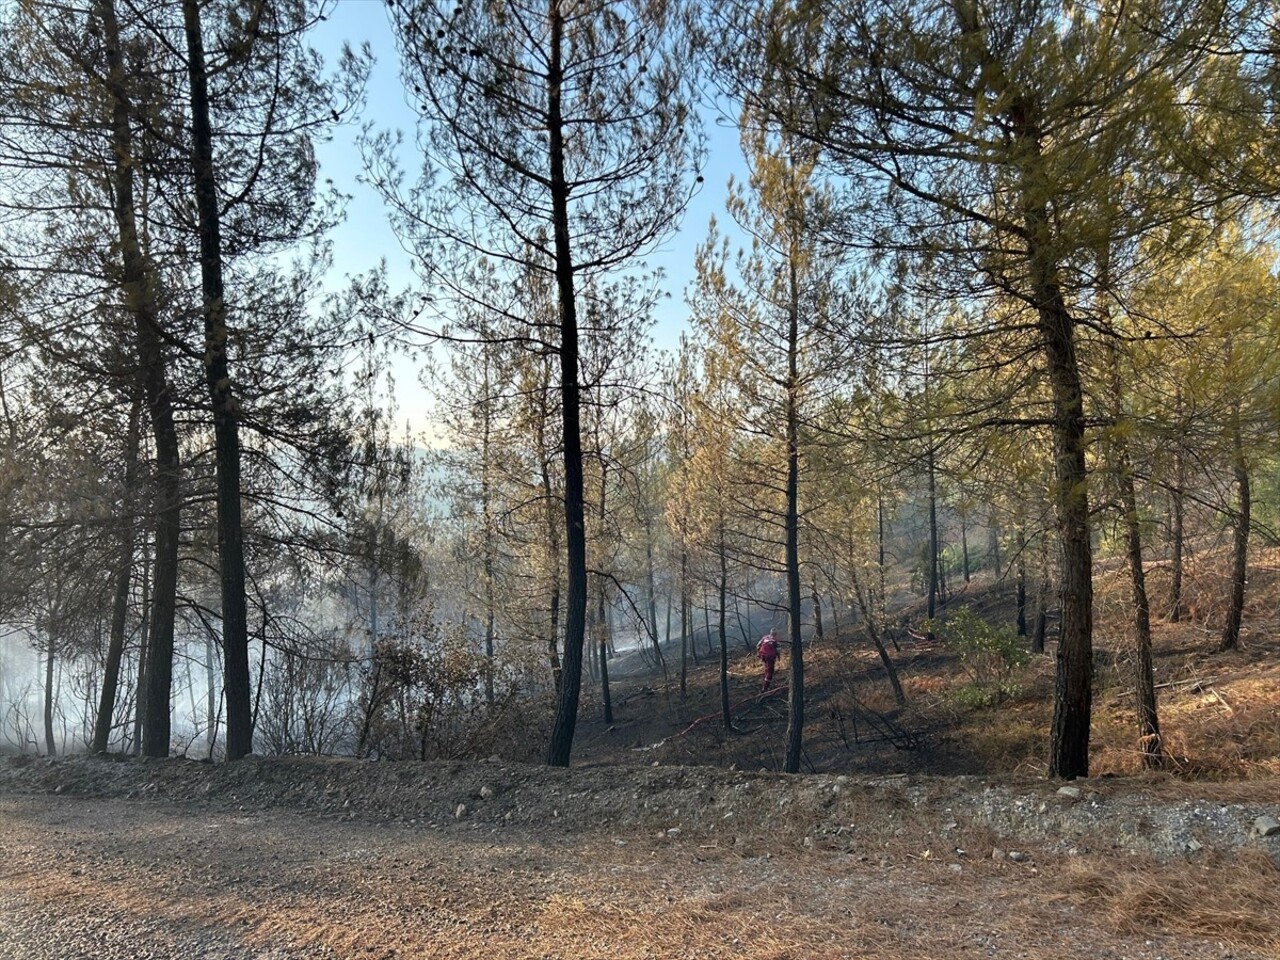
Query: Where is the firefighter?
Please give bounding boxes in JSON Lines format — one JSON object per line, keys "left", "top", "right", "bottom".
{"left": 756, "top": 628, "right": 780, "bottom": 692}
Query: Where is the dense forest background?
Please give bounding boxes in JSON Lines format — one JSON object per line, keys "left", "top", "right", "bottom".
{"left": 1, "top": 0, "right": 1279, "bottom": 780}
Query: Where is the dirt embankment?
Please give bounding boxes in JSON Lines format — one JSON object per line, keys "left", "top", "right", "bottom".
{"left": 1, "top": 756, "right": 1279, "bottom": 960}
{"left": 3, "top": 755, "right": 1278, "bottom": 861}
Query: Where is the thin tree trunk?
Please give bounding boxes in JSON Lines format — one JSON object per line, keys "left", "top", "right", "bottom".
{"left": 851, "top": 567, "right": 905, "bottom": 705}
{"left": 132, "top": 531, "right": 151, "bottom": 756}
{"left": 701, "top": 589, "right": 713, "bottom": 661}
{"left": 598, "top": 584, "right": 612, "bottom": 723}
{"left": 1168, "top": 444, "right": 1185, "bottom": 622}
{"left": 679, "top": 549, "right": 689, "bottom": 699}
{"left": 645, "top": 536, "right": 666, "bottom": 672}
{"left": 1218, "top": 419, "right": 1249, "bottom": 653}
{"left": 960, "top": 510, "right": 971, "bottom": 583}
{"left": 536, "top": 407, "right": 562, "bottom": 692}
{"left": 182, "top": 0, "right": 252, "bottom": 759}
{"left": 92, "top": 394, "right": 141, "bottom": 754}
{"left": 718, "top": 521, "right": 730, "bottom": 729}
{"left": 545, "top": 0, "right": 590, "bottom": 766}
{"left": 1032, "top": 533, "right": 1049, "bottom": 655}
{"left": 926, "top": 447, "right": 938, "bottom": 624}
{"left": 1106, "top": 337, "right": 1162, "bottom": 767}
{"left": 811, "top": 582, "right": 824, "bottom": 641}
{"left": 988, "top": 510, "right": 1001, "bottom": 578}
{"left": 596, "top": 457, "right": 611, "bottom": 718}
{"left": 43, "top": 634, "right": 56, "bottom": 757}
{"left": 98, "top": 0, "right": 180, "bottom": 760}
{"left": 877, "top": 491, "right": 887, "bottom": 625}
{"left": 783, "top": 258, "right": 804, "bottom": 775}
{"left": 205, "top": 633, "right": 218, "bottom": 757}
{"left": 1016, "top": 518, "right": 1028, "bottom": 637}
{"left": 1121, "top": 465, "right": 1163, "bottom": 768}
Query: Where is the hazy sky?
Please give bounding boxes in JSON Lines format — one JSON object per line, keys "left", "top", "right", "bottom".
{"left": 308, "top": 0, "right": 744, "bottom": 437}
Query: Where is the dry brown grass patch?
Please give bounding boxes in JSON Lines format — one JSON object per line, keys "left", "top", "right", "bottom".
{"left": 1059, "top": 849, "right": 1280, "bottom": 951}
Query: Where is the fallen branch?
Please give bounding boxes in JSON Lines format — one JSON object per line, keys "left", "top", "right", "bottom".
{"left": 1114, "top": 677, "right": 1220, "bottom": 698}
{"left": 672, "top": 686, "right": 788, "bottom": 740}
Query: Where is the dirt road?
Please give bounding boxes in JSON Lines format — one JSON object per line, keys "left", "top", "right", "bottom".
{"left": 0, "top": 758, "right": 1275, "bottom": 959}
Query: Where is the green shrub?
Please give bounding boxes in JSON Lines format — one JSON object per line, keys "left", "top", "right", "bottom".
{"left": 928, "top": 606, "right": 1029, "bottom": 699}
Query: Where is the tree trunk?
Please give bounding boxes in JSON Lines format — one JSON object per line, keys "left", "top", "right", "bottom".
{"left": 205, "top": 633, "right": 219, "bottom": 757}
{"left": 1218, "top": 421, "right": 1249, "bottom": 653}
{"left": 596, "top": 458, "right": 611, "bottom": 719}
{"left": 679, "top": 550, "right": 689, "bottom": 699}
{"left": 851, "top": 567, "right": 905, "bottom": 705}
{"left": 536, "top": 407, "right": 562, "bottom": 692}
{"left": 598, "top": 585, "right": 612, "bottom": 724}
{"left": 926, "top": 446, "right": 938, "bottom": 624}
{"left": 645, "top": 535, "right": 666, "bottom": 672}
{"left": 718, "top": 521, "right": 731, "bottom": 729}
{"left": 811, "top": 582, "right": 824, "bottom": 642}
{"left": 1032, "top": 533, "right": 1049, "bottom": 655}
{"left": 988, "top": 510, "right": 1001, "bottom": 577}
{"left": 1016, "top": 519, "right": 1028, "bottom": 637}
{"left": 960, "top": 510, "right": 971, "bottom": 583}
{"left": 1121, "top": 464, "right": 1163, "bottom": 768}
{"left": 43, "top": 635, "right": 56, "bottom": 757}
{"left": 1029, "top": 229, "right": 1093, "bottom": 780}
{"left": 877, "top": 491, "right": 887, "bottom": 623}
{"left": 92, "top": 394, "right": 141, "bottom": 754}
{"left": 783, "top": 259, "right": 804, "bottom": 775}
{"left": 1106, "top": 338, "right": 1163, "bottom": 768}
{"left": 182, "top": 0, "right": 252, "bottom": 759}
{"left": 545, "top": 0, "right": 590, "bottom": 766}
{"left": 132, "top": 531, "right": 151, "bottom": 756}
{"left": 98, "top": 0, "right": 180, "bottom": 760}
{"left": 481, "top": 371, "right": 496, "bottom": 704}
{"left": 1168, "top": 445, "right": 1185, "bottom": 622}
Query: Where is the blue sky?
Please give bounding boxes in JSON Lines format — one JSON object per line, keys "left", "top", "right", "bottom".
{"left": 308, "top": 0, "right": 744, "bottom": 436}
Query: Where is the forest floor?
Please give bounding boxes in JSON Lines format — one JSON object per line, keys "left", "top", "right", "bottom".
{"left": 3, "top": 563, "right": 1280, "bottom": 959}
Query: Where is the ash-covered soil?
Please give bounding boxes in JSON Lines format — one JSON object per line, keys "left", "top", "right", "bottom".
{"left": 1, "top": 755, "right": 1278, "bottom": 959}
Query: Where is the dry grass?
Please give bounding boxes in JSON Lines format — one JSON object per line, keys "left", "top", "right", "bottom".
{"left": 1059, "top": 849, "right": 1280, "bottom": 952}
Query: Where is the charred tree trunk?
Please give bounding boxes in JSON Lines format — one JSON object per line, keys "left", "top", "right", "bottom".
{"left": 99, "top": 0, "right": 180, "bottom": 759}
{"left": 645, "top": 534, "right": 666, "bottom": 673}
{"left": 545, "top": 0, "right": 590, "bottom": 766}
{"left": 132, "top": 531, "right": 151, "bottom": 756}
{"left": 1168, "top": 446, "right": 1185, "bottom": 622}
{"left": 536, "top": 407, "right": 562, "bottom": 693}
{"left": 182, "top": 0, "right": 252, "bottom": 759}
{"left": 1026, "top": 209, "right": 1093, "bottom": 779}
{"left": 92, "top": 394, "right": 141, "bottom": 754}
{"left": 783, "top": 258, "right": 804, "bottom": 775}
{"left": 43, "top": 634, "right": 56, "bottom": 757}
